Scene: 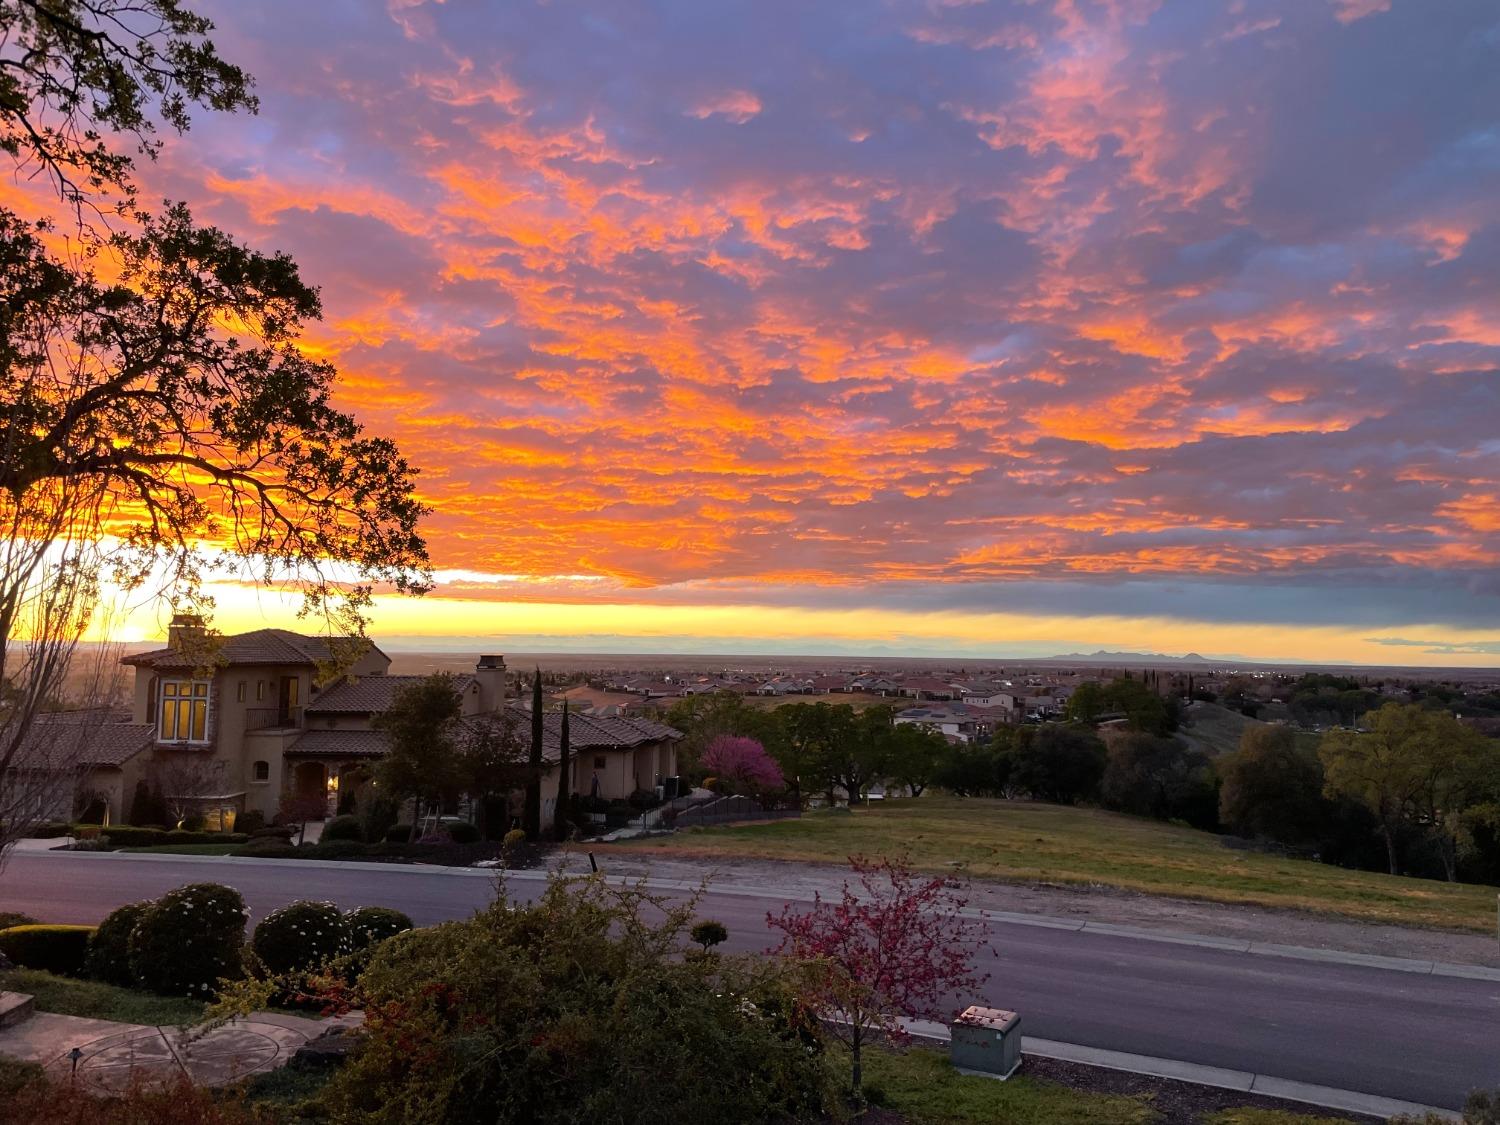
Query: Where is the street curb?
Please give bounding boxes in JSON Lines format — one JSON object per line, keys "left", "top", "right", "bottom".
{"left": 21, "top": 849, "right": 1500, "bottom": 981}
{"left": 895, "top": 1019, "right": 1460, "bottom": 1121}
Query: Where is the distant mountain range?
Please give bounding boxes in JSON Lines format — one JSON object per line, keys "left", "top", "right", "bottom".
{"left": 1046, "top": 650, "right": 1219, "bottom": 665}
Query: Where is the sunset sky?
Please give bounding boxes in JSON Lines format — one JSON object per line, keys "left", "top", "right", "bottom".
{"left": 108, "top": 0, "right": 1500, "bottom": 663}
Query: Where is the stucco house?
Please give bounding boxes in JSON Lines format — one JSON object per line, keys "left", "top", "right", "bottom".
{"left": 28, "top": 615, "right": 681, "bottom": 829}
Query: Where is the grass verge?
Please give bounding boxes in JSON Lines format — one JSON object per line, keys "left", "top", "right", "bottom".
{"left": 860, "top": 1046, "right": 1153, "bottom": 1124}
{"left": 0, "top": 968, "right": 204, "bottom": 1026}
{"left": 611, "top": 794, "right": 1495, "bottom": 931}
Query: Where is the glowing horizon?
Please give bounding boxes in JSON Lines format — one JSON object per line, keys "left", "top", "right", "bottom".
{"left": 58, "top": 1, "right": 1500, "bottom": 666}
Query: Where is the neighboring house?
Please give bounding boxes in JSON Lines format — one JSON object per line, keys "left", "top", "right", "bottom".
{"left": 894, "top": 704, "right": 981, "bottom": 743}
{"left": 81, "top": 614, "right": 683, "bottom": 828}
{"left": 4, "top": 708, "right": 155, "bottom": 826}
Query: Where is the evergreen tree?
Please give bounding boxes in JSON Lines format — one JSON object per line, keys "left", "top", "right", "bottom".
{"left": 554, "top": 701, "right": 572, "bottom": 841}
{"left": 524, "top": 671, "right": 544, "bottom": 838}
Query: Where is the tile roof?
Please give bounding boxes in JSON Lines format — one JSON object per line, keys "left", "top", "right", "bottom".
{"left": 5, "top": 710, "right": 155, "bottom": 770}
{"left": 306, "top": 674, "right": 476, "bottom": 715}
{"left": 123, "top": 629, "right": 381, "bottom": 670}
{"left": 286, "top": 729, "right": 391, "bottom": 758}
{"left": 508, "top": 705, "right": 681, "bottom": 762}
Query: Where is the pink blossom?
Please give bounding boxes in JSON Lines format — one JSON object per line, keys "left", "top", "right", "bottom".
{"left": 701, "top": 735, "right": 785, "bottom": 793}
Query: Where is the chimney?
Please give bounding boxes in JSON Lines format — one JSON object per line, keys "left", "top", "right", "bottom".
{"left": 475, "top": 654, "right": 507, "bottom": 713}
{"left": 167, "top": 613, "right": 207, "bottom": 651}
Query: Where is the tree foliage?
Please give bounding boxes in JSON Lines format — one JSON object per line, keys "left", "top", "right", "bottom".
{"left": 767, "top": 855, "right": 989, "bottom": 1099}
{"left": 317, "top": 876, "right": 832, "bottom": 1124}
{"left": 374, "top": 674, "right": 463, "bottom": 811}
{"left": 1218, "top": 725, "right": 1326, "bottom": 843}
{"left": 1320, "top": 703, "right": 1499, "bottom": 879}
{"left": 702, "top": 734, "right": 785, "bottom": 795}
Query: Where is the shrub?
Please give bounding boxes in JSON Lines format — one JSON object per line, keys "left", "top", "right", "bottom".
{"left": 85, "top": 902, "right": 152, "bottom": 986}
{"left": 360, "top": 794, "right": 400, "bottom": 845}
{"left": 26, "top": 822, "right": 73, "bottom": 839}
{"left": 308, "top": 839, "right": 368, "bottom": 859}
{"left": 345, "top": 906, "right": 415, "bottom": 973}
{"left": 237, "top": 809, "right": 267, "bottom": 834}
{"left": 322, "top": 814, "right": 364, "bottom": 842}
{"left": 0, "top": 925, "right": 96, "bottom": 976}
{"left": 323, "top": 878, "right": 832, "bottom": 1124}
{"left": 0, "top": 912, "right": 37, "bottom": 931}
{"left": 690, "top": 920, "right": 728, "bottom": 950}
{"left": 251, "top": 825, "right": 296, "bottom": 840}
{"left": 232, "top": 841, "right": 300, "bottom": 859}
{"left": 100, "top": 826, "right": 169, "bottom": 847}
{"left": 385, "top": 823, "right": 414, "bottom": 844}
{"left": 445, "top": 820, "right": 481, "bottom": 844}
{"left": 252, "top": 901, "right": 352, "bottom": 975}
{"left": 346, "top": 906, "right": 414, "bottom": 950}
{"left": 502, "top": 828, "right": 527, "bottom": 849}
{"left": 128, "top": 883, "right": 247, "bottom": 996}
{"left": 164, "top": 830, "right": 249, "bottom": 846}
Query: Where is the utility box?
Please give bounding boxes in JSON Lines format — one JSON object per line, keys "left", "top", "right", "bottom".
{"left": 949, "top": 1006, "right": 1022, "bottom": 1079}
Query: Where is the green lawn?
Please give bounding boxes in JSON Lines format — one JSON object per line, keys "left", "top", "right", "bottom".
{"left": 119, "top": 843, "right": 242, "bottom": 856}
{"left": 860, "top": 1047, "right": 1153, "bottom": 1124}
{"left": 859, "top": 1048, "right": 1360, "bottom": 1124}
{"left": 0, "top": 968, "right": 205, "bottom": 1026}
{"left": 611, "top": 795, "right": 1496, "bottom": 931}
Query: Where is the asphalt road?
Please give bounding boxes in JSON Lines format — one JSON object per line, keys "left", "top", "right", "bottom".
{"left": 2, "top": 851, "right": 1495, "bottom": 1109}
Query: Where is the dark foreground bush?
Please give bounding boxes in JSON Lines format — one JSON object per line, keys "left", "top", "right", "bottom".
{"left": 321, "top": 877, "right": 831, "bottom": 1124}
{"left": 384, "top": 823, "right": 413, "bottom": 844}
{"left": 321, "top": 814, "right": 364, "bottom": 842}
{"left": 252, "top": 901, "right": 352, "bottom": 975}
{"left": 85, "top": 902, "right": 152, "bottom": 985}
{"left": 443, "top": 820, "right": 481, "bottom": 844}
{"left": 346, "top": 906, "right": 414, "bottom": 951}
{"left": 0, "top": 925, "right": 95, "bottom": 976}
{"left": 128, "top": 883, "right": 247, "bottom": 996}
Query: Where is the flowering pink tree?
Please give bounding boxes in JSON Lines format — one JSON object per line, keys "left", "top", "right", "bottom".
{"left": 767, "top": 855, "right": 990, "bottom": 1098}
{"left": 701, "top": 735, "right": 785, "bottom": 796}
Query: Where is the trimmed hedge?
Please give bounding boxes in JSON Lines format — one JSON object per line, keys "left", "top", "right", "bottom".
{"left": 101, "top": 827, "right": 249, "bottom": 848}
{"left": 26, "top": 822, "right": 74, "bottom": 839}
{"left": 346, "top": 907, "right": 413, "bottom": 951}
{"left": 128, "top": 883, "right": 247, "bottom": 996}
{"left": 444, "top": 821, "right": 481, "bottom": 845}
{"left": 0, "top": 925, "right": 96, "bottom": 976}
{"left": 321, "top": 815, "right": 364, "bottom": 843}
{"left": 85, "top": 901, "right": 152, "bottom": 986}
{"left": 384, "top": 823, "right": 414, "bottom": 844}
{"left": 252, "top": 901, "right": 352, "bottom": 975}
{"left": 232, "top": 841, "right": 300, "bottom": 859}
{"left": 237, "top": 809, "right": 267, "bottom": 834}
{"left": 307, "top": 840, "right": 366, "bottom": 859}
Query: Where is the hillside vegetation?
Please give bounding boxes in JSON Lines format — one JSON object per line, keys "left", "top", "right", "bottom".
{"left": 615, "top": 795, "right": 1496, "bottom": 932}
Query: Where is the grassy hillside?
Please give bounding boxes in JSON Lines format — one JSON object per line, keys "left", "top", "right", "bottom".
{"left": 1176, "top": 701, "right": 1320, "bottom": 757}
{"left": 612, "top": 795, "right": 1496, "bottom": 932}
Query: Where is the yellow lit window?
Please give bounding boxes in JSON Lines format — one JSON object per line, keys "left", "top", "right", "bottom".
{"left": 160, "top": 680, "right": 210, "bottom": 742}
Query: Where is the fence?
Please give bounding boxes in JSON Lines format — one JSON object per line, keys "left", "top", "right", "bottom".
{"left": 671, "top": 794, "right": 801, "bottom": 828}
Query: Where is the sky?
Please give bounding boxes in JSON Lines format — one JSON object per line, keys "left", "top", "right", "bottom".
{"left": 107, "top": 0, "right": 1500, "bottom": 663}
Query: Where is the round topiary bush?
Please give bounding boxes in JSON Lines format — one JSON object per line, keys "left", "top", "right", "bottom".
{"left": 321, "top": 814, "right": 363, "bottom": 842}
{"left": 85, "top": 901, "right": 152, "bottom": 985}
{"left": 128, "top": 882, "right": 247, "bottom": 996}
{"left": 445, "top": 821, "right": 481, "bottom": 844}
{"left": 0, "top": 925, "right": 95, "bottom": 976}
{"left": 252, "top": 900, "right": 352, "bottom": 975}
{"left": 236, "top": 809, "right": 267, "bottom": 834}
{"left": 385, "top": 823, "right": 413, "bottom": 844}
{"left": 502, "top": 828, "right": 527, "bottom": 849}
{"left": 346, "top": 906, "right": 413, "bottom": 951}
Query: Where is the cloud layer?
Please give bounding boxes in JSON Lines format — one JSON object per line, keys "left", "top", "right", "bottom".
{"left": 130, "top": 0, "right": 1500, "bottom": 657}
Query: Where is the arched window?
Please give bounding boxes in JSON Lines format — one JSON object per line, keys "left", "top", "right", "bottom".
{"left": 253, "top": 760, "right": 270, "bottom": 783}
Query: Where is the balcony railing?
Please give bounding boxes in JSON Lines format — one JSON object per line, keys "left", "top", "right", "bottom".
{"left": 244, "top": 706, "right": 304, "bottom": 732}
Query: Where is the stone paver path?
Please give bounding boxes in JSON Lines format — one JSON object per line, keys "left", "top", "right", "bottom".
{"left": 32, "top": 1016, "right": 313, "bottom": 1092}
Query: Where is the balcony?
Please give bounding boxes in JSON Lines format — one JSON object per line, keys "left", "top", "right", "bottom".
{"left": 244, "top": 706, "right": 304, "bottom": 732}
